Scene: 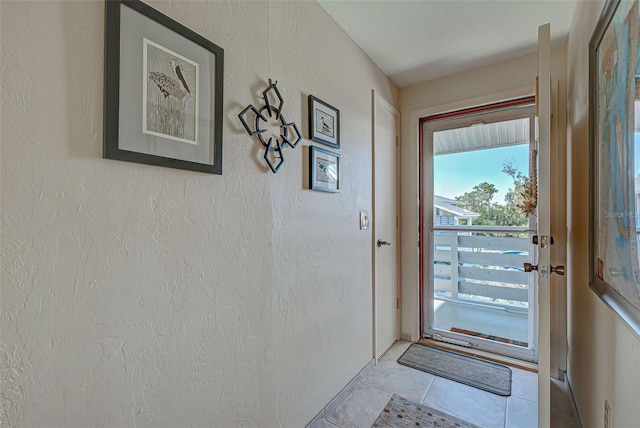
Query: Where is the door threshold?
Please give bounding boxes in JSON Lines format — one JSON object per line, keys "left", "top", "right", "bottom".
{"left": 418, "top": 338, "right": 538, "bottom": 373}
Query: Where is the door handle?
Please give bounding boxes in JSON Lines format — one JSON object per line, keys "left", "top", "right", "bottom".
{"left": 377, "top": 239, "right": 391, "bottom": 248}
{"left": 524, "top": 263, "right": 565, "bottom": 275}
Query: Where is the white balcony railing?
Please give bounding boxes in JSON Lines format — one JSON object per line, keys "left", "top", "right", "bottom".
{"left": 433, "top": 226, "right": 533, "bottom": 309}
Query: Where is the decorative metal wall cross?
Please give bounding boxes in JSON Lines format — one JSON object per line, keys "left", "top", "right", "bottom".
{"left": 238, "top": 79, "right": 302, "bottom": 173}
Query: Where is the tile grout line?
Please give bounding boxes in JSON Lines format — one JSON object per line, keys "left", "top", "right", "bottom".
{"left": 420, "top": 376, "right": 435, "bottom": 404}
{"left": 354, "top": 378, "right": 394, "bottom": 399}
{"left": 508, "top": 395, "right": 538, "bottom": 405}
{"left": 503, "top": 394, "right": 508, "bottom": 428}
{"left": 323, "top": 417, "right": 341, "bottom": 428}
{"left": 321, "top": 409, "right": 342, "bottom": 428}
{"left": 306, "top": 358, "right": 376, "bottom": 428}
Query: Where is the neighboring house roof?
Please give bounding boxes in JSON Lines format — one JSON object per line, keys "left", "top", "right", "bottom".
{"left": 434, "top": 195, "right": 462, "bottom": 206}
{"left": 434, "top": 195, "right": 480, "bottom": 218}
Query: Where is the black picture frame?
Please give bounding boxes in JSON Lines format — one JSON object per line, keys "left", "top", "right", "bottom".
{"left": 104, "top": 0, "right": 224, "bottom": 174}
{"left": 308, "top": 95, "right": 340, "bottom": 149}
{"left": 589, "top": 0, "right": 640, "bottom": 336}
{"left": 309, "top": 145, "right": 340, "bottom": 193}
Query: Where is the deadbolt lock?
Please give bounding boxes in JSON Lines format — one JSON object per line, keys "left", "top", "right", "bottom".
{"left": 532, "top": 235, "right": 555, "bottom": 247}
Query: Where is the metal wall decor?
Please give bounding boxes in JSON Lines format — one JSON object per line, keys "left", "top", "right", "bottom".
{"left": 238, "top": 79, "right": 302, "bottom": 173}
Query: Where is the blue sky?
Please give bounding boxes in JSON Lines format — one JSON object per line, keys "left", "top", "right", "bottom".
{"left": 434, "top": 144, "right": 529, "bottom": 204}
{"left": 434, "top": 133, "right": 640, "bottom": 204}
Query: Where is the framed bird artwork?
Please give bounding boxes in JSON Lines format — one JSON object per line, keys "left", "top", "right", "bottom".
{"left": 104, "top": 0, "right": 224, "bottom": 174}
{"left": 308, "top": 95, "right": 340, "bottom": 149}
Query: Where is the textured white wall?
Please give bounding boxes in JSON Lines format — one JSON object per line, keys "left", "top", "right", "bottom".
{"left": 0, "top": 1, "right": 397, "bottom": 426}
{"left": 566, "top": 2, "right": 640, "bottom": 427}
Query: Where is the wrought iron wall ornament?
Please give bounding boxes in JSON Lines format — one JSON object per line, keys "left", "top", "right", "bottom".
{"left": 238, "top": 79, "right": 302, "bottom": 173}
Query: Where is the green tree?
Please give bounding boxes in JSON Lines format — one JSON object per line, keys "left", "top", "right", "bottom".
{"left": 455, "top": 182, "right": 498, "bottom": 226}
{"left": 454, "top": 162, "right": 529, "bottom": 227}
{"left": 456, "top": 182, "right": 498, "bottom": 209}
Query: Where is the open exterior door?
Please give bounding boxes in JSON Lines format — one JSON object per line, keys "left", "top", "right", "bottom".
{"left": 536, "top": 23, "right": 552, "bottom": 427}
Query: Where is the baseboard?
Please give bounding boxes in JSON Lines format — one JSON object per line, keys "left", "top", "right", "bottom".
{"left": 564, "top": 372, "right": 584, "bottom": 428}
{"left": 306, "top": 358, "right": 376, "bottom": 427}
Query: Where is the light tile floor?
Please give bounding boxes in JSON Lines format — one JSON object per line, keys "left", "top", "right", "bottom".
{"left": 309, "top": 341, "right": 581, "bottom": 428}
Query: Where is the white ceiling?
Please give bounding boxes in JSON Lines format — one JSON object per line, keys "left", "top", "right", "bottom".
{"left": 317, "top": 0, "right": 578, "bottom": 88}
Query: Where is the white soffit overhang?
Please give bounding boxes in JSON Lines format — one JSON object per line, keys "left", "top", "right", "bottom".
{"left": 433, "top": 118, "right": 531, "bottom": 156}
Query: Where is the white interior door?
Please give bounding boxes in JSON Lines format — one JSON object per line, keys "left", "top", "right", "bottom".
{"left": 373, "top": 91, "right": 400, "bottom": 359}
{"left": 536, "top": 22, "right": 552, "bottom": 428}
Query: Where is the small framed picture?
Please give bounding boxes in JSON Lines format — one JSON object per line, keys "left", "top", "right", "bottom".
{"left": 308, "top": 95, "right": 340, "bottom": 149}
{"left": 310, "top": 146, "right": 340, "bottom": 193}
{"left": 104, "top": 0, "right": 224, "bottom": 174}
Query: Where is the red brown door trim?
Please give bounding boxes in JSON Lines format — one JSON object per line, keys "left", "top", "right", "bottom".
{"left": 417, "top": 95, "right": 534, "bottom": 338}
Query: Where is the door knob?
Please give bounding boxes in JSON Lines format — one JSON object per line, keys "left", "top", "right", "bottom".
{"left": 377, "top": 239, "right": 391, "bottom": 247}
{"left": 524, "top": 263, "right": 565, "bottom": 275}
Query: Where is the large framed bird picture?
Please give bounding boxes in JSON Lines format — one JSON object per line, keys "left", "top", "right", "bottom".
{"left": 104, "top": 0, "right": 224, "bottom": 174}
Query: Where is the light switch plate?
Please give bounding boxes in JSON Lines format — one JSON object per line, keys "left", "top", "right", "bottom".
{"left": 359, "top": 211, "right": 369, "bottom": 230}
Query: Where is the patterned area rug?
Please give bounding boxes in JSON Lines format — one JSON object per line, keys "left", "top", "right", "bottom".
{"left": 372, "top": 394, "right": 480, "bottom": 427}
{"left": 450, "top": 327, "right": 528, "bottom": 348}
{"left": 397, "top": 343, "right": 512, "bottom": 396}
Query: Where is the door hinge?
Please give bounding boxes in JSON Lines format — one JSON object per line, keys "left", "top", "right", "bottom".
{"left": 396, "top": 136, "right": 400, "bottom": 147}
{"left": 396, "top": 298, "right": 400, "bottom": 309}
{"left": 396, "top": 217, "right": 399, "bottom": 229}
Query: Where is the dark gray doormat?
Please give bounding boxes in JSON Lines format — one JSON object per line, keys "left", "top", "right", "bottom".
{"left": 397, "top": 343, "right": 512, "bottom": 396}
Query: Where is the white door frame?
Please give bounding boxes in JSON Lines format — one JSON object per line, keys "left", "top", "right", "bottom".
{"left": 372, "top": 90, "right": 401, "bottom": 360}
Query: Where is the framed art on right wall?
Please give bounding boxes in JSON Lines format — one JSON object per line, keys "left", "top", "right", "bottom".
{"left": 308, "top": 95, "right": 340, "bottom": 149}
{"left": 589, "top": 0, "right": 640, "bottom": 336}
